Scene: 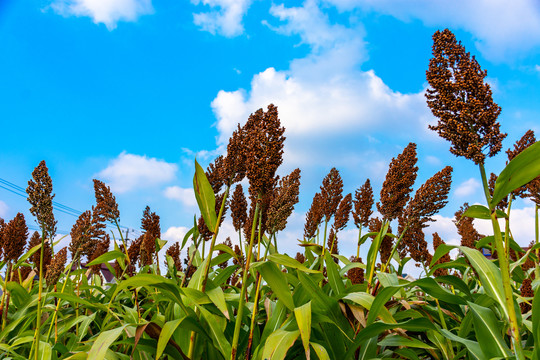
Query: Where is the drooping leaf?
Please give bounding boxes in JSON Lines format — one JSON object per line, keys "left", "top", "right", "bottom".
{"left": 294, "top": 302, "right": 311, "bottom": 359}
{"left": 86, "top": 250, "right": 126, "bottom": 267}
{"left": 256, "top": 261, "right": 295, "bottom": 310}
{"left": 262, "top": 329, "right": 300, "bottom": 360}
{"left": 467, "top": 302, "right": 512, "bottom": 358}
{"left": 87, "top": 325, "right": 127, "bottom": 360}
{"left": 492, "top": 141, "right": 540, "bottom": 207}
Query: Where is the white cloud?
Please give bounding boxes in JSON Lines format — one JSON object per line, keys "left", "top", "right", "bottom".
{"left": 474, "top": 205, "right": 537, "bottom": 247}
{"left": 163, "top": 226, "right": 190, "bottom": 243}
{"left": 164, "top": 186, "right": 197, "bottom": 208}
{"left": 51, "top": 0, "right": 153, "bottom": 30}
{"left": 325, "top": 0, "right": 540, "bottom": 61}
{"left": 211, "top": 1, "right": 430, "bottom": 170}
{"left": 535, "top": 65, "right": 540, "bottom": 73}
{"left": 425, "top": 155, "right": 442, "bottom": 166}
{"left": 454, "top": 178, "right": 481, "bottom": 197}
{"left": 0, "top": 200, "right": 8, "bottom": 218}
{"left": 191, "top": 0, "right": 251, "bottom": 37}
{"left": 97, "top": 152, "right": 177, "bottom": 193}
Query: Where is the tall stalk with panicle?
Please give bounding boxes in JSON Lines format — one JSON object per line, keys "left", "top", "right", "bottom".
{"left": 230, "top": 104, "right": 285, "bottom": 360}
{"left": 425, "top": 28, "right": 524, "bottom": 357}
{"left": 26, "top": 160, "right": 57, "bottom": 360}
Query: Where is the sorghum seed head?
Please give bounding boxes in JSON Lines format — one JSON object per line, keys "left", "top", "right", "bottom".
{"left": 320, "top": 168, "right": 343, "bottom": 221}
{"left": 378, "top": 143, "right": 419, "bottom": 221}
{"left": 3, "top": 213, "right": 28, "bottom": 262}
{"left": 93, "top": 179, "right": 120, "bottom": 223}
{"left": 426, "top": 29, "right": 506, "bottom": 165}
{"left": 332, "top": 193, "right": 352, "bottom": 233}
{"left": 304, "top": 192, "right": 323, "bottom": 240}
{"left": 29, "top": 231, "right": 52, "bottom": 270}
{"left": 432, "top": 232, "right": 450, "bottom": 277}
{"left": 266, "top": 168, "right": 301, "bottom": 233}
{"left": 166, "top": 242, "right": 182, "bottom": 272}
{"left": 230, "top": 184, "right": 248, "bottom": 232}
{"left": 45, "top": 247, "right": 67, "bottom": 287}
{"left": 26, "top": 160, "right": 57, "bottom": 241}
{"left": 454, "top": 203, "right": 484, "bottom": 249}
{"left": 352, "top": 179, "right": 373, "bottom": 229}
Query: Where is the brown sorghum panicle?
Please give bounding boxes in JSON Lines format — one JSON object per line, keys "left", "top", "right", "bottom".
{"left": 432, "top": 232, "right": 450, "bottom": 277}
{"left": 506, "top": 130, "right": 537, "bottom": 198}
{"left": 69, "top": 210, "right": 93, "bottom": 260}
{"left": 93, "top": 179, "right": 120, "bottom": 223}
{"left": 0, "top": 218, "right": 5, "bottom": 260}
{"left": 243, "top": 104, "right": 285, "bottom": 198}
{"left": 127, "top": 235, "right": 143, "bottom": 275}
{"left": 231, "top": 184, "right": 248, "bottom": 232}
{"left": 333, "top": 193, "right": 352, "bottom": 233}
{"left": 266, "top": 168, "right": 301, "bottom": 233}
{"left": 140, "top": 232, "right": 156, "bottom": 267}
{"left": 223, "top": 126, "right": 247, "bottom": 185}
{"left": 522, "top": 241, "right": 536, "bottom": 273}
{"left": 29, "top": 231, "right": 52, "bottom": 271}
{"left": 327, "top": 228, "right": 339, "bottom": 256}
{"left": 454, "top": 203, "right": 484, "bottom": 249}
{"left": 378, "top": 143, "right": 418, "bottom": 221}
{"left": 488, "top": 173, "right": 508, "bottom": 210}
{"left": 233, "top": 245, "right": 244, "bottom": 268}
{"left": 166, "top": 242, "right": 182, "bottom": 272}
{"left": 304, "top": 192, "right": 323, "bottom": 240}
{"left": 520, "top": 278, "right": 533, "bottom": 313}
{"left": 3, "top": 213, "right": 28, "bottom": 262}
{"left": 26, "top": 160, "right": 57, "bottom": 241}
{"left": 206, "top": 155, "right": 226, "bottom": 194}
{"left": 319, "top": 168, "right": 343, "bottom": 221}
{"left": 198, "top": 215, "right": 213, "bottom": 242}
{"left": 89, "top": 235, "right": 110, "bottom": 275}
{"left": 352, "top": 179, "right": 373, "bottom": 229}
{"left": 426, "top": 29, "right": 506, "bottom": 165}
{"left": 527, "top": 177, "right": 540, "bottom": 206}
{"left": 215, "top": 192, "right": 228, "bottom": 226}
{"left": 141, "top": 206, "right": 161, "bottom": 241}
{"left": 347, "top": 256, "right": 364, "bottom": 285}
{"left": 400, "top": 220, "right": 429, "bottom": 265}
{"left": 295, "top": 252, "right": 305, "bottom": 264}
{"left": 405, "top": 166, "right": 453, "bottom": 224}
{"left": 45, "top": 247, "right": 67, "bottom": 287}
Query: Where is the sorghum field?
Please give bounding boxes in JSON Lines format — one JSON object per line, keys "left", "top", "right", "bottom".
{"left": 1, "top": 29, "right": 540, "bottom": 360}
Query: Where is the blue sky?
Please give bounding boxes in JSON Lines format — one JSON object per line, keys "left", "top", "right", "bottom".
{"left": 1, "top": 0, "right": 540, "bottom": 264}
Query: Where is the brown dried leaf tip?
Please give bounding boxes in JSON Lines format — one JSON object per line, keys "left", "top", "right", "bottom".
{"left": 93, "top": 179, "right": 120, "bottom": 223}
{"left": 426, "top": 29, "right": 506, "bottom": 165}
{"left": 266, "top": 168, "right": 301, "bottom": 234}
{"left": 26, "top": 160, "right": 57, "bottom": 241}
{"left": 3, "top": 213, "right": 28, "bottom": 262}
{"left": 46, "top": 247, "right": 67, "bottom": 287}
{"left": 378, "top": 143, "right": 418, "bottom": 221}
{"left": 352, "top": 179, "right": 373, "bottom": 229}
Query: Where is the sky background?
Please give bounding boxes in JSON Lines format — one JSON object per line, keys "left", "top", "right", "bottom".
{"left": 1, "top": 0, "right": 540, "bottom": 272}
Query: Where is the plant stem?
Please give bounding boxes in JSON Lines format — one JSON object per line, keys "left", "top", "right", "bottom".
{"left": 479, "top": 163, "right": 524, "bottom": 358}
{"left": 32, "top": 229, "right": 46, "bottom": 360}
{"left": 230, "top": 198, "right": 261, "bottom": 360}
{"left": 356, "top": 228, "right": 362, "bottom": 259}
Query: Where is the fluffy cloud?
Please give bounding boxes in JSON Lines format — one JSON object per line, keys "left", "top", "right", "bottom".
{"left": 51, "top": 0, "right": 153, "bottom": 30}
{"left": 454, "top": 178, "right": 481, "bottom": 198}
{"left": 163, "top": 226, "right": 190, "bottom": 243}
{"left": 0, "top": 200, "right": 8, "bottom": 218}
{"left": 211, "top": 1, "right": 430, "bottom": 170}
{"left": 97, "top": 152, "right": 177, "bottom": 193}
{"left": 191, "top": 0, "right": 252, "bottom": 37}
{"left": 325, "top": 0, "right": 540, "bottom": 61}
{"left": 474, "top": 205, "right": 537, "bottom": 247}
{"left": 164, "top": 186, "right": 197, "bottom": 208}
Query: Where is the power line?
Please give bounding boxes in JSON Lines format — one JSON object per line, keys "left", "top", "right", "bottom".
{"left": 0, "top": 177, "right": 142, "bottom": 236}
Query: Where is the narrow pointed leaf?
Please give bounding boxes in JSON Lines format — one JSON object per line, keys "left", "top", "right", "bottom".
{"left": 294, "top": 302, "right": 311, "bottom": 359}
{"left": 88, "top": 325, "right": 127, "bottom": 360}
{"left": 257, "top": 261, "right": 295, "bottom": 310}
{"left": 262, "top": 329, "right": 300, "bottom": 360}
{"left": 467, "top": 302, "right": 512, "bottom": 358}
{"left": 193, "top": 159, "right": 217, "bottom": 231}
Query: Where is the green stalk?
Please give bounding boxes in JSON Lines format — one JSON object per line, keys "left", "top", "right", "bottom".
{"left": 356, "top": 228, "right": 362, "bottom": 259}
{"left": 319, "top": 218, "right": 329, "bottom": 273}
{"left": 188, "top": 186, "right": 230, "bottom": 358}
{"left": 230, "top": 198, "right": 261, "bottom": 360}
{"left": 32, "top": 228, "right": 46, "bottom": 360}
{"left": 1, "top": 262, "right": 12, "bottom": 330}
{"left": 238, "top": 231, "right": 244, "bottom": 259}
{"left": 381, "top": 226, "right": 407, "bottom": 274}
{"left": 505, "top": 196, "right": 513, "bottom": 257}
{"left": 246, "top": 232, "right": 273, "bottom": 359}
{"left": 479, "top": 163, "right": 524, "bottom": 358}
{"left": 435, "top": 298, "right": 455, "bottom": 359}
